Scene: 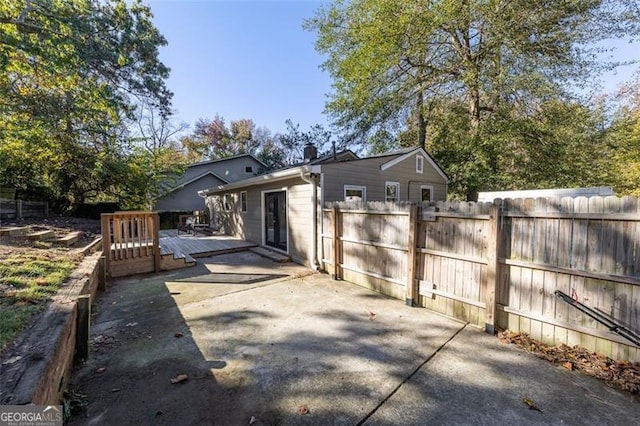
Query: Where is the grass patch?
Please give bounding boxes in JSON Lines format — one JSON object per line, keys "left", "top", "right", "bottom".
{"left": 0, "top": 249, "right": 82, "bottom": 353}
{"left": 0, "top": 304, "right": 43, "bottom": 352}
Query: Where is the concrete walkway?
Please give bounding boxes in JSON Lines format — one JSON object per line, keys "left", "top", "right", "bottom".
{"left": 68, "top": 252, "right": 639, "bottom": 425}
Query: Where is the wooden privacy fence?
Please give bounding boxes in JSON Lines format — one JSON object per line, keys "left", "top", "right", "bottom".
{"left": 321, "top": 196, "right": 640, "bottom": 362}
{"left": 0, "top": 198, "right": 49, "bottom": 220}
{"left": 101, "top": 211, "right": 160, "bottom": 278}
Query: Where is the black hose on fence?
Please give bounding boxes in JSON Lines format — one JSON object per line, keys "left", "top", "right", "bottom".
{"left": 554, "top": 290, "right": 640, "bottom": 348}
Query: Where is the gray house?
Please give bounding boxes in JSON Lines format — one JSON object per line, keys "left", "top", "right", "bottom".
{"left": 199, "top": 146, "right": 448, "bottom": 266}
{"left": 154, "top": 154, "right": 266, "bottom": 213}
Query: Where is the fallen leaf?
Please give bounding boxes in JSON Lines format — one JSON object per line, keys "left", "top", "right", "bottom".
{"left": 170, "top": 374, "right": 189, "bottom": 384}
{"left": 563, "top": 362, "right": 573, "bottom": 371}
{"left": 174, "top": 332, "right": 184, "bottom": 338}
{"left": 523, "top": 397, "right": 542, "bottom": 412}
{"left": 111, "top": 388, "right": 121, "bottom": 393}
{"left": 368, "top": 311, "right": 376, "bottom": 321}
{"left": 298, "top": 404, "right": 309, "bottom": 415}
{"left": 249, "top": 416, "right": 258, "bottom": 424}
{"left": 95, "top": 367, "right": 106, "bottom": 374}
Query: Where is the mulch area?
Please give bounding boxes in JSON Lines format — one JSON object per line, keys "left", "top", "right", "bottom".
{"left": 498, "top": 330, "right": 640, "bottom": 393}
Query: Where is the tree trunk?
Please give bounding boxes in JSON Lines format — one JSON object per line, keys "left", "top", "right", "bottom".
{"left": 416, "top": 89, "right": 426, "bottom": 149}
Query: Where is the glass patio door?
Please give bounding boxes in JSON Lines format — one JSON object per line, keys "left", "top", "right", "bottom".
{"left": 264, "top": 191, "right": 287, "bottom": 251}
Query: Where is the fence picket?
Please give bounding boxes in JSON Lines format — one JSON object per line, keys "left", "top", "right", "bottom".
{"left": 328, "top": 197, "right": 640, "bottom": 361}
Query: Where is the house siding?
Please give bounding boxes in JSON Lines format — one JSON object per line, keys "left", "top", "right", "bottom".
{"left": 154, "top": 174, "right": 224, "bottom": 212}
{"left": 320, "top": 153, "right": 447, "bottom": 202}
{"left": 211, "top": 177, "right": 314, "bottom": 265}
{"left": 155, "top": 155, "right": 264, "bottom": 213}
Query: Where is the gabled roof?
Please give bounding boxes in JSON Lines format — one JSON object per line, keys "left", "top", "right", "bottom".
{"left": 380, "top": 147, "right": 449, "bottom": 183}
{"left": 309, "top": 149, "right": 359, "bottom": 164}
{"left": 199, "top": 165, "right": 319, "bottom": 196}
{"left": 188, "top": 153, "right": 267, "bottom": 169}
{"left": 199, "top": 146, "right": 449, "bottom": 195}
{"left": 161, "top": 170, "right": 228, "bottom": 196}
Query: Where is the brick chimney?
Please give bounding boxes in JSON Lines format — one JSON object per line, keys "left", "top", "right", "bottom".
{"left": 303, "top": 142, "right": 317, "bottom": 163}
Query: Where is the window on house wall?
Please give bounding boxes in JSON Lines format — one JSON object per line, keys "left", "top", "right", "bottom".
{"left": 223, "top": 193, "right": 233, "bottom": 211}
{"left": 421, "top": 185, "right": 433, "bottom": 202}
{"left": 416, "top": 155, "right": 424, "bottom": 173}
{"left": 245, "top": 166, "right": 253, "bottom": 173}
{"left": 385, "top": 181, "right": 399, "bottom": 202}
{"left": 344, "top": 185, "right": 366, "bottom": 202}
{"left": 240, "top": 191, "right": 247, "bottom": 212}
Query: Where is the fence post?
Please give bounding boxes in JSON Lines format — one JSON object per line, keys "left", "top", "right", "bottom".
{"left": 101, "top": 214, "right": 111, "bottom": 278}
{"left": 16, "top": 199, "right": 22, "bottom": 219}
{"left": 406, "top": 204, "right": 419, "bottom": 306}
{"left": 98, "top": 256, "right": 107, "bottom": 291}
{"left": 43, "top": 201, "right": 49, "bottom": 218}
{"left": 76, "top": 294, "right": 91, "bottom": 361}
{"left": 331, "top": 205, "right": 341, "bottom": 280}
{"left": 152, "top": 213, "right": 161, "bottom": 272}
{"left": 485, "top": 200, "right": 502, "bottom": 334}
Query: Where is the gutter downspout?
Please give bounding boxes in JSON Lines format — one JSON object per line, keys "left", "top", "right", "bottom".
{"left": 300, "top": 168, "right": 319, "bottom": 271}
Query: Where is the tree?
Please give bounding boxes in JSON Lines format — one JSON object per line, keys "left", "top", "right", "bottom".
{"left": 307, "top": 0, "right": 638, "bottom": 146}
{"left": 607, "top": 71, "right": 640, "bottom": 195}
{"left": 0, "top": 0, "right": 172, "bottom": 213}
{"left": 125, "top": 101, "right": 189, "bottom": 210}
{"left": 182, "top": 115, "right": 263, "bottom": 161}
{"left": 306, "top": 0, "right": 640, "bottom": 198}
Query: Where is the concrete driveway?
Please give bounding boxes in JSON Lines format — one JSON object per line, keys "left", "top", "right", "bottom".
{"left": 68, "top": 252, "right": 639, "bottom": 425}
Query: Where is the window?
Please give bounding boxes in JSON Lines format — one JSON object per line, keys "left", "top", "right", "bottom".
{"left": 344, "top": 185, "right": 366, "bottom": 202}
{"left": 240, "top": 191, "right": 247, "bottom": 212}
{"left": 223, "top": 193, "right": 232, "bottom": 211}
{"left": 420, "top": 185, "right": 433, "bottom": 202}
{"left": 416, "top": 155, "right": 424, "bottom": 173}
{"left": 245, "top": 166, "right": 253, "bottom": 174}
{"left": 385, "top": 181, "right": 399, "bottom": 202}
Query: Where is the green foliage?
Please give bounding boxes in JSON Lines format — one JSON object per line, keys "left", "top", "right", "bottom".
{"left": 0, "top": 0, "right": 174, "bottom": 212}
{"left": 0, "top": 249, "right": 80, "bottom": 353}
{"left": 0, "top": 304, "right": 43, "bottom": 353}
{"left": 306, "top": 0, "right": 640, "bottom": 198}
{"left": 181, "top": 115, "right": 341, "bottom": 171}
{"left": 606, "top": 73, "right": 640, "bottom": 195}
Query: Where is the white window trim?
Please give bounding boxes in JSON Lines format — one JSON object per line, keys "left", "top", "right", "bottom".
{"left": 344, "top": 185, "right": 366, "bottom": 202}
{"left": 420, "top": 185, "right": 434, "bottom": 202}
{"left": 416, "top": 155, "right": 424, "bottom": 174}
{"left": 385, "top": 181, "right": 400, "bottom": 202}
{"left": 240, "top": 191, "right": 247, "bottom": 213}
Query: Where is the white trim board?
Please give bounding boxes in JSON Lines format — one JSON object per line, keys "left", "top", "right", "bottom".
{"left": 379, "top": 148, "right": 449, "bottom": 183}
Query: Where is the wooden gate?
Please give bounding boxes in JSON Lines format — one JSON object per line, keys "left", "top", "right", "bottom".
{"left": 101, "top": 211, "right": 160, "bottom": 278}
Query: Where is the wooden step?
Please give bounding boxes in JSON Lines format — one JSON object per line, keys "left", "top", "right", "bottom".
{"left": 0, "top": 226, "right": 29, "bottom": 237}
{"left": 160, "top": 252, "right": 196, "bottom": 271}
{"left": 55, "top": 231, "right": 83, "bottom": 247}
{"left": 26, "top": 229, "right": 55, "bottom": 241}
{"left": 250, "top": 247, "right": 290, "bottom": 263}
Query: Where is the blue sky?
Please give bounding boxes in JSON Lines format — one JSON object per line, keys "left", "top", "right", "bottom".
{"left": 149, "top": 0, "right": 330, "bottom": 135}
{"left": 148, "top": 0, "right": 639, "bottom": 135}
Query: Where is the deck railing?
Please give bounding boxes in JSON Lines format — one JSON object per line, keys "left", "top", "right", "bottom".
{"left": 101, "top": 211, "right": 160, "bottom": 278}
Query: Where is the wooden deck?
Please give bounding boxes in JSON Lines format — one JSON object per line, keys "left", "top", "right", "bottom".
{"left": 159, "top": 231, "right": 257, "bottom": 262}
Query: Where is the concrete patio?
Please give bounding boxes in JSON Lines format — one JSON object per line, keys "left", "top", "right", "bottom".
{"left": 68, "top": 252, "right": 640, "bottom": 425}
